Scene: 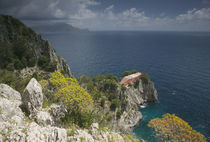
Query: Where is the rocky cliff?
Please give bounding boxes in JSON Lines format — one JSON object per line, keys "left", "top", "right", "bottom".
{"left": 115, "top": 80, "right": 158, "bottom": 133}
{"left": 0, "top": 15, "right": 72, "bottom": 76}
{"left": 0, "top": 15, "right": 158, "bottom": 142}
{"left": 77, "top": 73, "right": 158, "bottom": 135}
{"left": 0, "top": 78, "right": 143, "bottom": 142}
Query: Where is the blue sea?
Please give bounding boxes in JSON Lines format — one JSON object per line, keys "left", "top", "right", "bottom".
{"left": 43, "top": 31, "right": 210, "bottom": 142}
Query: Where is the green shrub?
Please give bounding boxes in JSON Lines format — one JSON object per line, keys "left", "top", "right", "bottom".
{"left": 0, "top": 70, "right": 15, "bottom": 85}
{"left": 122, "top": 70, "right": 137, "bottom": 77}
{"left": 100, "top": 98, "right": 105, "bottom": 107}
{"left": 140, "top": 72, "right": 150, "bottom": 84}
{"left": 13, "top": 40, "right": 27, "bottom": 59}
{"left": 14, "top": 59, "right": 24, "bottom": 69}
{"left": 45, "top": 61, "right": 57, "bottom": 72}
{"left": 42, "top": 98, "right": 52, "bottom": 108}
{"left": 61, "top": 111, "right": 95, "bottom": 128}
{"left": 61, "top": 70, "right": 66, "bottom": 76}
{"left": 106, "top": 73, "right": 118, "bottom": 82}
{"left": 67, "top": 126, "right": 76, "bottom": 136}
{"left": 110, "top": 99, "right": 119, "bottom": 111}
{"left": 99, "top": 79, "right": 118, "bottom": 93}
{"left": 121, "top": 84, "right": 126, "bottom": 92}
{"left": 38, "top": 56, "right": 57, "bottom": 72}
{"left": 28, "top": 57, "right": 36, "bottom": 67}
{"left": 121, "top": 100, "right": 128, "bottom": 110}
{"left": 6, "top": 63, "right": 15, "bottom": 71}
{"left": 32, "top": 72, "right": 38, "bottom": 80}
{"left": 38, "top": 56, "right": 50, "bottom": 68}
{"left": 134, "top": 78, "right": 140, "bottom": 88}
{"left": 92, "top": 75, "right": 106, "bottom": 83}
{"left": 117, "top": 110, "right": 123, "bottom": 119}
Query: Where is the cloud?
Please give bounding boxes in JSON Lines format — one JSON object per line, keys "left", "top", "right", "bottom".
{"left": 0, "top": 0, "right": 99, "bottom": 20}
{"left": 176, "top": 8, "right": 210, "bottom": 22}
{"left": 68, "top": 4, "right": 210, "bottom": 31}
{"left": 0, "top": 0, "right": 210, "bottom": 31}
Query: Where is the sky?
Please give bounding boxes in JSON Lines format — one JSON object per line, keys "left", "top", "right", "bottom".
{"left": 0, "top": 0, "right": 210, "bottom": 31}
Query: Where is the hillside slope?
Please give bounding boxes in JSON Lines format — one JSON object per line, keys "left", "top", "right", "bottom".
{"left": 0, "top": 15, "right": 72, "bottom": 76}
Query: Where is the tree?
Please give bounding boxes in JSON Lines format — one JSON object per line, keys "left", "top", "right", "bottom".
{"left": 148, "top": 113, "right": 206, "bottom": 142}
{"left": 140, "top": 72, "right": 150, "bottom": 84}
{"left": 38, "top": 56, "right": 50, "bottom": 69}
{"left": 122, "top": 70, "right": 138, "bottom": 77}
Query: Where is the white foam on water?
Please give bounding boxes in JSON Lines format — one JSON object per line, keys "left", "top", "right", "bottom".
{"left": 140, "top": 104, "right": 147, "bottom": 108}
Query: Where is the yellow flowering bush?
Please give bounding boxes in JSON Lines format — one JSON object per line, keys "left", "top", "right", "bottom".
{"left": 148, "top": 113, "right": 206, "bottom": 142}
{"left": 49, "top": 71, "right": 68, "bottom": 88}
{"left": 47, "top": 71, "right": 93, "bottom": 112}
{"left": 39, "top": 80, "right": 48, "bottom": 88}
{"left": 55, "top": 85, "right": 93, "bottom": 111}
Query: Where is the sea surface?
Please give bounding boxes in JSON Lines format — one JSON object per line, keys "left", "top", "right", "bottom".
{"left": 43, "top": 31, "right": 210, "bottom": 142}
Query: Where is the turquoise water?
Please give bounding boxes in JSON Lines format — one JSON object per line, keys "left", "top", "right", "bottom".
{"left": 43, "top": 31, "right": 210, "bottom": 141}
{"left": 133, "top": 103, "right": 163, "bottom": 142}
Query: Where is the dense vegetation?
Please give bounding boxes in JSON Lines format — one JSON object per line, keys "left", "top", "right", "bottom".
{"left": 0, "top": 69, "right": 50, "bottom": 93}
{"left": 0, "top": 15, "right": 143, "bottom": 141}
{"left": 78, "top": 73, "right": 128, "bottom": 113}
{"left": 0, "top": 40, "right": 36, "bottom": 70}
{"left": 148, "top": 113, "right": 206, "bottom": 142}
{"left": 40, "top": 72, "right": 100, "bottom": 128}
{"left": 0, "top": 15, "right": 57, "bottom": 72}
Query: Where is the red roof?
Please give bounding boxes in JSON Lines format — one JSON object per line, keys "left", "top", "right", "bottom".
{"left": 120, "top": 72, "right": 141, "bottom": 86}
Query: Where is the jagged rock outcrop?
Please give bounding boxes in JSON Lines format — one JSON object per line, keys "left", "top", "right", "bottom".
{"left": 125, "top": 80, "right": 158, "bottom": 105}
{"left": 90, "top": 123, "right": 99, "bottom": 138}
{"left": 22, "top": 78, "right": 43, "bottom": 117}
{"left": 49, "top": 103, "right": 67, "bottom": 123}
{"left": 0, "top": 84, "right": 25, "bottom": 126}
{"left": 68, "top": 123, "right": 126, "bottom": 142}
{"left": 0, "top": 84, "right": 22, "bottom": 105}
{"left": 26, "top": 122, "right": 67, "bottom": 142}
{"left": 0, "top": 80, "right": 144, "bottom": 142}
{"left": 116, "top": 80, "right": 158, "bottom": 133}
{"left": 35, "top": 111, "right": 54, "bottom": 126}
{"left": 0, "top": 81, "right": 67, "bottom": 142}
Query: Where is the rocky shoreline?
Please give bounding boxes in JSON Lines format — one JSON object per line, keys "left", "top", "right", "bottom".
{"left": 0, "top": 14, "right": 158, "bottom": 142}
{"left": 0, "top": 77, "right": 157, "bottom": 142}
{"left": 115, "top": 80, "right": 158, "bottom": 133}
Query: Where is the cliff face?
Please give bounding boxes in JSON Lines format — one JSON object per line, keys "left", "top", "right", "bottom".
{"left": 0, "top": 15, "right": 72, "bottom": 76}
{"left": 0, "top": 79, "right": 143, "bottom": 142}
{"left": 115, "top": 80, "right": 158, "bottom": 133}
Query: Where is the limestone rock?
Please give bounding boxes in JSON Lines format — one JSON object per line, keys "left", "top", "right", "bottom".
{"left": 106, "top": 132, "right": 125, "bottom": 142}
{"left": 35, "top": 111, "right": 54, "bottom": 126}
{"left": 68, "top": 129, "right": 94, "bottom": 142}
{"left": 0, "top": 98, "right": 25, "bottom": 125}
{"left": 90, "top": 123, "right": 99, "bottom": 138}
{"left": 22, "top": 78, "right": 43, "bottom": 116}
{"left": 50, "top": 103, "right": 67, "bottom": 122}
{"left": 7, "top": 130, "right": 26, "bottom": 142}
{"left": 26, "top": 122, "right": 67, "bottom": 142}
{"left": 118, "top": 109, "right": 142, "bottom": 133}
{"left": 0, "top": 84, "right": 22, "bottom": 106}
{"left": 142, "top": 83, "right": 158, "bottom": 102}
{"left": 115, "top": 79, "right": 157, "bottom": 133}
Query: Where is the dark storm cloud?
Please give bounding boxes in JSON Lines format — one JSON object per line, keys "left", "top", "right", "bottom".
{"left": 0, "top": 0, "right": 66, "bottom": 20}
{"left": 0, "top": 0, "right": 210, "bottom": 31}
